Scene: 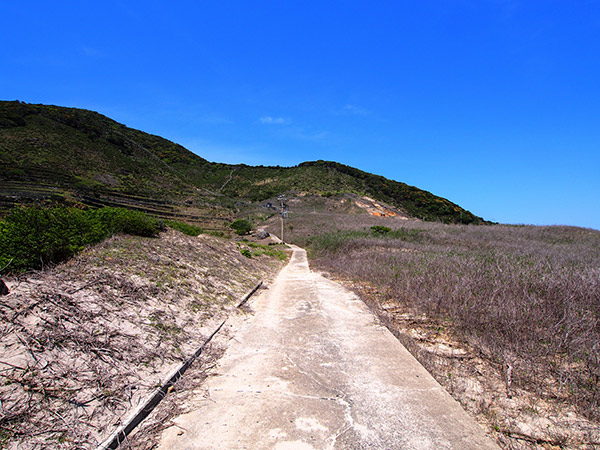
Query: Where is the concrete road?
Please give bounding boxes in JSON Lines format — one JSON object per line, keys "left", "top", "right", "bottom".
{"left": 158, "top": 246, "right": 499, "bottom": 449}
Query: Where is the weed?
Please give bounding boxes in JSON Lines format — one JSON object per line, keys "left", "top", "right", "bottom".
{"left": 208, "top": 230, "right": 230, "bottom": 238}
{"left": 370, "top": 225, "right": 391, "bottom": 234}
{"left": 0, "top": 428, "right": 12, "bottom": 447}
{"left": 251, "top": 242, "right": 288, "bottom": 260}
{"left": 149, "top": 313, "right": 182, "bottom": 335}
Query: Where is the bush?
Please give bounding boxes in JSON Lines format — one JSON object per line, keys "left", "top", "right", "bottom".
{"left": 93, "top": 207, "right": 162, "bottom": 237}
{"left": 370, "top": 225, "right": 391, "bottom": 235}
{"left": 0, "top": 206, "right": 161, "bottom": 273}
{"left": 230, "top": 219, "right": 252, "bottom": 236}
{"left": 387, "top": 227, "right": 423, "bottom": 242}
{"left": 165, "top": 220, "right": 203, "bottom": 236}
{"left": 208, "top": 230, "right": 230, "bottom": 238}
{"left": 240, "top": 249, "right": 252, "bottom": 258}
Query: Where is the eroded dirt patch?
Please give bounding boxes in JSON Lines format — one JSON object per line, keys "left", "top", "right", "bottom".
{"left": 0, "top": 229, "right": 286, "bottom": 449}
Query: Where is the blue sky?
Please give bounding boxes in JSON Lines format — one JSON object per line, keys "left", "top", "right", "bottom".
{"left": 2, "top": 1, "right": 599, "bottom": 229}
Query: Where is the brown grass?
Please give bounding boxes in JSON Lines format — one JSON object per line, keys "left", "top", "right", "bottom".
{"left": 264, "top": 210, "right": 600, "bottom": 446}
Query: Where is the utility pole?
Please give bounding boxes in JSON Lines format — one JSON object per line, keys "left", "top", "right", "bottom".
{"left": 277, "top": 194, "right": 288, "bottom": 243}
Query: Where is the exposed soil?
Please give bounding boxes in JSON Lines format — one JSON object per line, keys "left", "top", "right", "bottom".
{"left": 0, "top": 229, "right": 286, "bottom": 449}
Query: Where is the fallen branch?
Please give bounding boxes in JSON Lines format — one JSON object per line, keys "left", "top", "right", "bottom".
{"left": 68, "top": 278, "right": 102, "bottom": 295}
{"left": 96, "top": 320, "right": 227, "bottom": 450}
{"left": 237, "top": 281, "right": 263, "bottom": 308}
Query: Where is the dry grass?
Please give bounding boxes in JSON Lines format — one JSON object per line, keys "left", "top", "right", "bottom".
{"left": 265, "top": 209, "right": 600, "bottom": 448}
{"left": 0, "top": 229, "right": 285, "bottom": 449}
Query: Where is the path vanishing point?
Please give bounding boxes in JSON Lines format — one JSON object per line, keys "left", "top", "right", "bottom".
{"left": 158, "top": 246, "right": 500, "bottom": 449}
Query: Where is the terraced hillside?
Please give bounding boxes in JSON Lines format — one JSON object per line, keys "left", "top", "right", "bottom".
{"left": 0, "top": 101, "right": 232, "bottom": 228}
{"left": 0, "top": 101, "right": 485, "bottom": 225}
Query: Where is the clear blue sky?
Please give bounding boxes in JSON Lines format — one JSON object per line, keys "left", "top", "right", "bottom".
{"left": 2, "top": 1, "right": 599, "bottom": 229}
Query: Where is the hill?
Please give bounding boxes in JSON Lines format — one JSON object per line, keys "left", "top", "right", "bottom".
{"left": 0, "top": 101, "right": 232, "bottom": 229}
{"left": 0, "top": 100, "right": 485, "bottom": 225}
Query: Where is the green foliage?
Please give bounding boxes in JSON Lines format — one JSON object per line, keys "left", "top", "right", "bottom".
{"left": 240, "top": 249, "right": 252, "bottom": 258}
{"left": 0, "top": 109, "right": 26, "bottom": 129}
{"left": 208, "top": 230, "right": 230, "bottom": 238}
{"left": 165, "top": 220, "right": 203, "bottom": 236}
{"left": 246, "top": 242, "right": 288, "bottom": 261}
{"left": 230, "top": 219, "right": 252, "bottom": 235}
{"left": 297, "top": 161, "right": 485, "bottom": 224}
{"left": 0, "top": 101, "right": 486, "bottom": 225}
{"left": 0, "top": 101, "right": 220, "bottom": 222}
{"left": 0, "top": 206, "right": 161, "bottom": 273}
{"left": 370, "top": 225, "right": 391, "bottom": 234}
{"left": 93, "top": 207, "right": 162, "bottom": 237}
{"left": 387, "top": 227, "right": 424, "bottom": 242}
{"left": 306, "top": 231, "right": 368, "bottom": 253}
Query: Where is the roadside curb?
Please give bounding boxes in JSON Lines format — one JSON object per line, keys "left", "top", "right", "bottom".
{"left": 97, "top": 281, "right": 264, "bottom": 450}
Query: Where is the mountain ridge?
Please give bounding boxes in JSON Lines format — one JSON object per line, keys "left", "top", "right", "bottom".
{"left": 0, "top": 100, "right": 485, "bottom": 225}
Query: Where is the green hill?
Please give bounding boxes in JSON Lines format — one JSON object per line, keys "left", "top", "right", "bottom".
{"left": 215, "top": 161, "right": 484, "bottom": 224}
{"left": 0, "top": 101, "right": 485, "bottom": 225}
{"left": 0, "top": 101, "right": 232, "bottom": 228}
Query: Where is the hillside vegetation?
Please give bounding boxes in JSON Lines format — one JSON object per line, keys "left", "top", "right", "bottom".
{"left": 0, "top": 101, "right": 233, "bottom": 229}
{"left": 0, "top": 101, "right": 484, "bottom": 225}
{"left": 2, "top": 100, "right": 599, "bottom": 449}
{"left": 0, "top": 206, "right": 166, "bottom": 273}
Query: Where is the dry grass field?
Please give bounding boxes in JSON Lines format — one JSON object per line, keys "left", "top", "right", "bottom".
{"left": 265, "top": 208, "right": 600, "bottom": 449}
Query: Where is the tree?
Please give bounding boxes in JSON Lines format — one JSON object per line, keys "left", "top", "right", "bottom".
{"left": 230, "top": 219, "right": 252, "bottom": 235}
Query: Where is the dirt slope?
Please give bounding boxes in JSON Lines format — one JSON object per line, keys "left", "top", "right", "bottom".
{"left": 0, "top": 229, "right": 286, "bottom": 449}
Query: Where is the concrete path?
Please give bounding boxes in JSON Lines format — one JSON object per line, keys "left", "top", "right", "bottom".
{"left": 158, "top": 246, "right": 499, "bottom": 449}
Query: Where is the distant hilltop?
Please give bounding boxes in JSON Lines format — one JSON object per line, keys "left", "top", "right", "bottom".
{"left": 0, "top": 100, "right": 486, "bottom": 226}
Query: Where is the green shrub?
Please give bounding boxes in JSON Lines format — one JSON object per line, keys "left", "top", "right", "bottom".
{"left": 208, "top": 230, "right": 230, "bottom": 238}
{"left": 240, "top": 249, "right": 252, "bottom": 258}
{"left": 165, "top": 220, "right": 203, "bottom": 236}
{"left": 0, "top": 206, "right": 161, "bottom": 273}
{"left": 246, "top": 242, "right": 288, "bottom": 261}
{"left": 307, "top": 230, "right": 368, "bottom": 253}
{"left": 230, "top": 219, "right": 252, "bottom": 236}
{"left": 370, "top": 225, "right": 391, "bottom": 234}
{"left": 93, "top": 207, "right": 162, "bottom": 237}
{"left": 388, "top": 227, "right": 423, "bottom": 242}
